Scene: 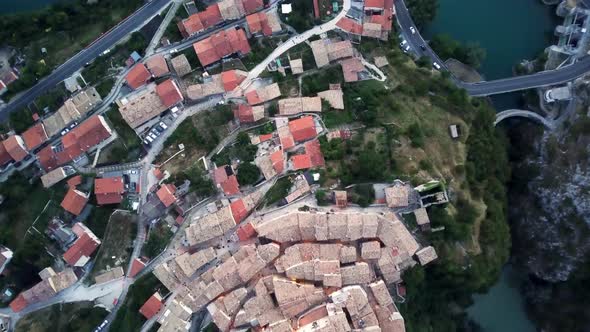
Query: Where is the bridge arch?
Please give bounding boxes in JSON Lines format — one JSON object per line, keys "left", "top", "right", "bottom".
{"left": 494, "top": 110, "right": 554, "bottom": 129}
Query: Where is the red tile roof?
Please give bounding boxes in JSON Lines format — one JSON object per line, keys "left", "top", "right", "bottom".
{"left": 289, "top": 116, "right": 317, "bottom": 142}
{"left": 3, "top": 135, "right": 28, "bottom": 162}
{"left": 230, "top": 199, "right": 248, "bottom": 223}
{"left": 22, "top": 123, "right": 48, "bottom": 150}
{"left": 153, "top": 168, "right": 164, "bottom": 180}
{"left": 245, "top": 90, "right": 262, "bottom": 105}
{"left": 305, "top": 139, "right": 325, "bottom": 167}
{"left": 365, "top": 0, "right": 385, "bottom": 9}
{"left": 156, "top": 184, "right": 177, "bottom": 207}
{"left": 146, "top": 55, "right": 170, "bottom": 77}
{"left": 235, "top": 104, "right": 255, "bottom": 123}
{"left": 67, "top": 175, "right": 82, "bottom": 188}
{"left": 270, "top": 149, "right": 285, "bottom": 173}
{"left": 139, "top": 293, "right": 163, "bottom": 320}
{"left": 246, "top": 13, "right": 273, "bottom": 36}
{"left": 201, "top": 4, "right": 222, "bottom": 27}
{"left": 214, "top": 166, "right": 240, "bottom": 196}
{"left": 2, "top": 71, "right": 18, "bottom": 85}
{"left": 61, "top": 189, "right": 88, "bottom": 216}
{"left": 279, "top": 135, "right": 295, "bottom": 150}
{"left": 0, "top": 141, "right": 13, "bottom": 166}
{"left": 243, "top": 0, "right": 263, "bottom": 14}
{"left": 292, "top": 154, "right": 312, "bottom": 170}
{"left": 221, "top": 70, "right": 246, "bottom": 91}
{"left": 193, "top": 28, "right": 251, "bottom": 67}
{"left": 313, "top": 0, "right": 320, "bottom": 18}
{"left": 63, "top": 224, "right": 100, "bottom": 266}
{"left": 180, "top": 13, "right": 204, "bottom": 36}
{"left": 259, "top": 134, "right": 273, "bottom": 142}
{"left": 129, "top": 258, "right": 147, "bottom": 278}
{"left": 9, "top": 293, "right": 28, "bottom": 312}
{"left": 95, "top": 177, "right": 124, "bottom": 205}
{"left": 125, "top": 63, "right": 152, "bottom": 89}
{"left": 156, "top": 79, "right": 184, "bottom": 108}
{"left": 236, "top": 222, "right": 256, "bottom": 241}
{"left": 337, "top": 17, "right": 363, "bottom": 35}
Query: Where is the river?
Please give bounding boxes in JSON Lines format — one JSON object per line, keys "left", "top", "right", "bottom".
{"left": 424, "top": 0, "right": 561, "bottom": 330}
{"left": 0, "top": 0, "right": 69, "bottom": 14}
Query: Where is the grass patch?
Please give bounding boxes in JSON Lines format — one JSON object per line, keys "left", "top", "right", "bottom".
{"left": 85, "top": 206, "right": 116, "bottom": 239}
{"left": 261, "top": 176, "right": 292, "bottom": 208}
{"left": 143, "top": 222, "right": 173, "bottom": 259}
{"left": 15, "top": 301, "right": 108, "bottom": 332}
{"left": 104, "top": 108, "right": 142, "bottom": 163}
{"left": 110, "top": 274, "right": 164, "bottom": 332}
{"left": 89, "top": 211, "right": 137, "bottom": 282}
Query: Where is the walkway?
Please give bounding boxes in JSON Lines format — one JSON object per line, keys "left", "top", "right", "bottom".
{"left": 494, "top": 109, "right": 555, "bottom": 129}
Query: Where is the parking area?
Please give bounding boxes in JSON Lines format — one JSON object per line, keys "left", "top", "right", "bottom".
{"left": 139, "top": 106, "right": 183, "bottom": 148}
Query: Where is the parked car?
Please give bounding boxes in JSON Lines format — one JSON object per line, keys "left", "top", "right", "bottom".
{"left": 60, "top": 128, "right": 70, "bottom": 136}
{"left": 400, "top": 40, "right": 410, "bottom": 53}
{"left": 146, "top": 135, "right": 154, "bottom": 142}
{"left": 143, "top": 139, "right": 151, "bottom": 145}
{"left": 159, "top": 122, "right": 168, "bottom": 130}
{"left": 410, "top": 27, "right": 416, "bottom": 34}
{"left": 432, "top": 62, "right": 442, "bottom": 70}
{"left": 155, "top": 126, "right": 164, "bottom": 133}
{"left": 149, "top": 133, "right": 157, "bottom": 139}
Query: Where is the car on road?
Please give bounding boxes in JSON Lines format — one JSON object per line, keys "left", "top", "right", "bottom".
{"left": 399, "top": 40, "right": 410, "bottom": 53}
{"left": 169, "top": 48, "right": 178, "bottom": 54}
{"left": 420, "top": 44, "right": 426, "bottom": 51}
{"left": 410, "top": 27, "right": 416, "bottom": 34}
{"left": 433, "top": 62, "right": 442, "bottom": 70}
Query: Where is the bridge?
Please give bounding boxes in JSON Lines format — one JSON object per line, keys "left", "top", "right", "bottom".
{"left": 494, "top": 109, "right": 555, "bottom": 129}
{"left": 395, "top": 0, "right": 590, "bottom": 96}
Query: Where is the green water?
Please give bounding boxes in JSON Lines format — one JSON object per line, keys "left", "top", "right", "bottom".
{"left": 424, "top": 0, "right": 560, "bottom": 80}
{"left": 0, "top": 0, "right": 69, "bottom": 14}
{"left": 467, "top": 266, "right": 536, "bottom": 332}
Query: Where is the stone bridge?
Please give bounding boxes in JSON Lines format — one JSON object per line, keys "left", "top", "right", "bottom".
{"left": 494, "top": 109, "right": 555, "bottom": 129}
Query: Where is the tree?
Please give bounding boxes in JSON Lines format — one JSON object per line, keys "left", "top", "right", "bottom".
{"left": 416, "top": 56, "right": 432, "bottom": 68}
{"left": 406, "top": 0, "right": 438, "bottom": 29}
{"left": 237, "top": 162, "right": 260, "bottom": 185}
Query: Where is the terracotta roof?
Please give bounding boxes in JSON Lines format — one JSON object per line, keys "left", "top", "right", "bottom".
{"left": 139, "top": 292, "right": 163, "bottom": 319}
{"left": 63, "top": 226, "right": 101, "bottom": 266}
{"left": 214, "top": 166, "right": 240, "bottom": 196}
{"left": 95, "top": 177, "right": 124, "bottom": 205}
{"left": 146, "top": 55, "right": 170, "bottom": 77}
{"left": 125, "top": 63, "right": 152, "bottom": 89}
{"left": 129, "top": 258, "right": 147, "bottom": 278}
{"left": 157, "top": 184, "right": 177, "bottom": 207}
{"left": 230, "top": 199, "right": 248, "bottom": 223}
{"left": 67, "top": 175, "right": 82, "bottom": 188}
{"left": 0, "top": 139, "right": 12, "bottom": 166}
{"left": 50, "top": 115, "right": 112, "bottom": 165}
{"left": 193, "top": 39, "right": 220, "bottom": 67}
{"left": 156, "top": 79, "right": 184, "bottom": 108}
{"left": 337, "top": 17, "right": 363, "bottom": 35}
{"left": 270, "top": 149, "right": 285, "bottom": 173}
{"left": 180, "top": 13, "right": 204, "bottom": 36}
{"left": 242, "top": 0, "right": 263, "bottom": 14}
{"left": 292, "top": 154, "right": 312, "bottom": 170}
{"left": 288, "top": 116, "right": 317, "bottom": 142}
{"left": 259, "top": 134, "right": 273, "bottom": 142}
{"left": 193, "top": 29, "right": 251, "bottom": 67}
{"left": 61, "top": 189, "right": 89, "bottom": 216}
{"left": 3, "top": 135, "right": 28, "bottom": 162}
{"left": 305, "top": 139, "right": 325, "bottom": 167}
{"left": 246, "top": 12, "right": 275, "bottom": 36}
{"left": 9, "top": 293, "right": 28, "bottom": 312}
{"left": 340, "top": 58, "right": 364, "bottom": 82}
{"left": 199, "top": 4, "right": 222, "bottom": 28}
{"left": 220, "top": 70, "right": 246, "bottom": 91}
{"left": 236, "top": 222, "right": 256, "bottom": 241}
{"left": 153, "top": 168, "right": 164, "bottom": 180}
{"left": 365, "top": 0, "right": 384, "bottom": 9}
{"left": 22, "top": 123, "right": 48, "bottom": 150}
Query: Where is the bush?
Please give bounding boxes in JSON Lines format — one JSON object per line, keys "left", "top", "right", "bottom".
{"left": 237, "top": 162, "right": 260, "bottom": 186}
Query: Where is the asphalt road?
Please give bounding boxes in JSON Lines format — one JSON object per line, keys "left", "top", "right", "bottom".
{"left": 395, "top": 0, "right": 590, "bottom": 96}
{"left": 0, "top": 0, "right": 172, "bottom": 121}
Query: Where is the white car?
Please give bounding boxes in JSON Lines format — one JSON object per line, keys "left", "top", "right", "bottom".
{"left": 400, "top": 40, "right": 411, "bottom": 53}
{"left": 159, "top": 122, "right": 168, "bottom": 130}
{"left": 410, "top": 27, "right": 416, "bottom": 34}
{"left": 146, "top": 136, "right": 154, "bottom": 143}
{"left": 149, "top": 133, "right": 157, "bottom": 139}
{"left": 169, "top": 48, "right": 178, "bottom": 54}
{"left": 432, "top": 62, "right": 442, "bottom": 70}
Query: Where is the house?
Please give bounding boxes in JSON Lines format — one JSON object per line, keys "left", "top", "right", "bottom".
{"left": 278, "top": 96, "right": 322, "bottom": 116}
{"left": 0, "top": 143, "right": 12, "bottom": 168}
{"left": 94, "top": 176, "right": 124, "bottom": 205}
{"left": 156, "top": 79, "right": 184, "bottom": 108}
{"left": 340, "top": 58, "right": 365, "bottom": 82}
{"left": 0, "top": 247, "right": 13, "bottom": 275}
{"left": 60, "top": 188, "right": 89, "bottom": 216}
{"left": 139, "top": 292, "right": 164, "bottom": 319}
{"left": 129, "top": 258, "right": 147, "bottom": 278}
{"left": 288, "top": 116, "right": 317, "bottom": 142}
{"left": 125, "top": 63, "right": 152, "bottom": 90}
{"left": 22, "top": 123, "right": 49, "bottom": 150}
{"left": 9, "top": 268, "right": 78, "bottom": 312}
{"left": 42, "top": 87, "right": 102, "bottom": 137}
{"left": 413, "top": 207, "right": 431, "bottom": 231}
{"left": 214, "top": 165, "right": 240, "bottom": 196}
{"left": 220, "top": 70, "right": 247, "bottom": 91}
{"left": 157, "top": 184, "right": 177, "bottom": 207}
{"left": 40, "top": 167, "right": 68, "bottom": 188}
{"left": 289, "top": 58, "right": 304, "bottom": 74}
{"left": 246, "top": 12, "right": 282, "bottom": 37}
{"left": 146, "top": 55, "right": 170, "bottom": 78}
{"left": 36, "top": 115, "right": 113, "bottom": 171}
{"left": 2, "top": 135, "right": 28, "bottom": 163}
{"left": 290, "top": 139, "right": 325, "bottom": 170}
{"left": 334, "top": 190, "right": 348, "bottom": 208}
{"left": 171, "top": 54, "right": 192, "bottom": 77}
{"left": 63, "top": 223, "right": 101, "bottom": 267}
{"left": 336, "top": 17, "right": 363, "bottom": 35}
{"left": 193, "top": 28, "right": 251, "bottom": 67}
{"left": 245, "top": 83, "right": 281, "bottom": 105}
{"left": 310, "top": 39, "right": 354, "bottom": 68}
{"left": 384, "top": 182, "right": 411, "bottom": 209}
{"left": 67, "top": 175, "right": 82, "bottom": 188}
{"left": 234, "top": 104, "right": 264, "bottom": 123}
{"left": 449, "top": 124, "right": 460, "bottom": 139}
{"left": 117, "top": 81, "right": 181, "bottom": 129}
{"left": 47, "top": 218, "right": 76, "bottom": 248}
{"left": 178, "top": 4, "right": 222, "bottom": 37}
{"left": 318, "top": 88, "right": 344, "bottom": 110}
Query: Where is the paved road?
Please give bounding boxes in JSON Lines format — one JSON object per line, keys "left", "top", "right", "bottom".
{"left": 395, "top": 0, "right": 590, "bottom": 96}
{"left": 0, "top": 0, "right": 172, "bottom": 121}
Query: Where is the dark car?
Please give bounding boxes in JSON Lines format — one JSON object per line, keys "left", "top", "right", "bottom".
{"left": 420, "top": 44, "right": 426, "bottom": 51}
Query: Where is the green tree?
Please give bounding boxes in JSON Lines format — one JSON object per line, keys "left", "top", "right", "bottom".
{"left": 406, "top": 0, "right": 438, "bottom": 28}
{"left": 237, "top": 162, "right": 260, "bottom": 185}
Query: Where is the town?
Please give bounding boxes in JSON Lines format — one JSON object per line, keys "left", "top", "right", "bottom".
{"left": 0, "top": 0, "right": 513, "bottom": 331}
